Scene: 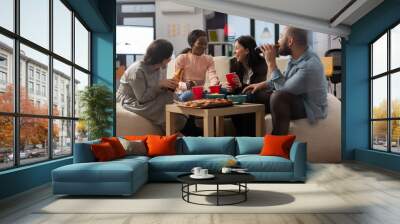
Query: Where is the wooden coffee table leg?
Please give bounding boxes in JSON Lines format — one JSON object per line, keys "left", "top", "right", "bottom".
{"left": 216, "top": 116, "right": 224, "bottom": 136}
{"left": 204, "top": 115, "right": 215, "bottom": 137}
{"left": 166, "top": 111, "right": 176, "bottom": 135}
{"left": 255, "top": 111, "right": 264, "bottom": 136}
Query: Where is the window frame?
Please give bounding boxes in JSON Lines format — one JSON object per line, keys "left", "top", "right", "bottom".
{"left": 116, "top": 2, "right": 155, "bottom": 65}
{"left": 369, "top": 19, "right": 400, "bottom": 154}
{"left": 0, "top": 0, "right": 92, "bottom": 171}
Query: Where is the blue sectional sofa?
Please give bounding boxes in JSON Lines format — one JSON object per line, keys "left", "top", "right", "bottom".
{"left": 52, "top": 137, "right": 307, "bottom": 196}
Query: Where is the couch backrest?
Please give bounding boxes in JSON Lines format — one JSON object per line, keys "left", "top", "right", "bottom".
{"left": 177, "top": 137, "right": 236, "bottom": 155}
{"left": 235, "top": 137, "right": 264, "bottom": 155}
{"left": 75, "top": 137, "right": 303, "bottom": 161}
{"left": 73, "top": 139, "right": 100, "bottom": 163}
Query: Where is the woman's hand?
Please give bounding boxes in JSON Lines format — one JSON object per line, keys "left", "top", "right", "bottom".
{"left": 242, "top": 82, "right": 267, "bottom": 94}
{"left": 159, "top": 79, "right": 178, "bottom": 91}
{"left": 223, "top": 75, "right": 241, "bottom": 93}
{"left": 232, "top": 75, "right": 242, "bottom": 88}
{"left": 222, "top": 82, "right": 234, "bottom": 93}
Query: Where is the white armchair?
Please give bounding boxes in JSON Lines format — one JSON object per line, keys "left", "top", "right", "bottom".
{"left": 265, "top": 94, "right": 341, "bottom": 163}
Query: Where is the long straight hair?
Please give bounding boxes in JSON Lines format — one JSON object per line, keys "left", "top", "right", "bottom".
{"left": 235, "top": 36, "right": 265, "bottom": 71}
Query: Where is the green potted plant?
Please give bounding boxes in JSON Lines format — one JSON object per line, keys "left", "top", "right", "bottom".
{"left": 79, "top": 84, "right": 113, "bottom": 140}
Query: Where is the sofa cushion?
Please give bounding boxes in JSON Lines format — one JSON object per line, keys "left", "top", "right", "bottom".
{"left": 236, "top": 155, "right": 293, "bottom": 172}
{"left": 147, "top": 134, "right": 178, "bottom": 157}
{"left": 115, "top": 155, "right": 150, "bottom": 163}
{"left": 101, "top": 137, "right": 127, "bottom": 158}
{"left": 178, "top": 137, "right": 235, "bottom": 155}
{"left": 91, "top": 142, "right": 118, "bottom": 162}
{"left": 235, "top": 137, "right": 263, "bottom": 155}
{"left": 124, "top": 135, "right": 148, "bottom": 141}
{"left": 260, "top": 135, "right": 296, "bottom": 159}
{"left": 52, "top": 159, "right": 147, "bottom": 183}
{"left": 148, "top": 154, "right": 235, "bottom": 172}
{"left": 119, "top": 138, "right": 147, "bottom": 156}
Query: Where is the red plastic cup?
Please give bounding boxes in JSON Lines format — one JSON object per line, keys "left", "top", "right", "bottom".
{"left": 226, "top": 73, "right": 238, "bottom": 88}
{"left": 209, "top": 85, "right": 221, "bottom": 94}
{"left": 191, "top": 86, "right": 204, "bottom": 100}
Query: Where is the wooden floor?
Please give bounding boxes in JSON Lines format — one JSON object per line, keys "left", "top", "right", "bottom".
{"left": 1, "top": 162, "right": 400, "bottom": 224}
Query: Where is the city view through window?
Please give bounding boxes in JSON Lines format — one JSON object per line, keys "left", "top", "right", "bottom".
{"left": 371, "top": 23, "right": 400, "bottom": 153}
{"left": 0, "top": 0, "right": 90, "bottom": 170}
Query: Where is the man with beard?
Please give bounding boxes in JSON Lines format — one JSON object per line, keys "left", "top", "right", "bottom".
{"left": 243, "top": 27, "right": 327, "bottom": 135}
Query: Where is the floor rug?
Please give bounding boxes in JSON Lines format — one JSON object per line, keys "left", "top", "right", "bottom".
{"left": 38, "top": 183, "right": 362, "bottom": 214}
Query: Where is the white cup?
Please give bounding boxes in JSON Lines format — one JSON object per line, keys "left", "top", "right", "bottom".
{"left": 221, "top": 167, "right": 232, "bottom": 174}
{"left": 191, "top": 167, "right": 202, "bottom": 176}
{"left": 200, "top": 169, "right": 208, "bottom": 176}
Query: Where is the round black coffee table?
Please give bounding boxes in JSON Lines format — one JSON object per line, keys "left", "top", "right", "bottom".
{"left": 177, "top": 173, "right": 255, "bottom": 206}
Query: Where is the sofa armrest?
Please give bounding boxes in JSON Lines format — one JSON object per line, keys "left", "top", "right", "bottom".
{"left": 289, "top": 141, "right": 307, "bottom": 181}
{"left": 73, "top": 140, "right": 100, "bottom": 163}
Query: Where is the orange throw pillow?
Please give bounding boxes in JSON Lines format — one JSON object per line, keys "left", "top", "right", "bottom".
{"left": 124, "top": 135, "right": 148, "bottom": 141}
{"left": 146, "top": 134, "right": 177, "bottom": 157}
{"left": 260, "top": 134, "right": 296, "bottom": 159}
{"left": 91, "top": 142, "right": 117, "bottom": 161}
{"left": 101, "top": 137, "right": 126, "bottom": 158}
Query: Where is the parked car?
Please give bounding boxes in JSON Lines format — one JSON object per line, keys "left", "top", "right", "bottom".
{"left": 8, "top": 150, "right": 32, "bottom": 160}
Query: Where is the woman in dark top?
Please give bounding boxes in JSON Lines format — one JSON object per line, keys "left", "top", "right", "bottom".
{"left": 228, "top": 35, "right": 270, "bottom": 136}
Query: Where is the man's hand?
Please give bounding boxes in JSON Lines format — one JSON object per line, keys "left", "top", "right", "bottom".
{"left": 159, "top": 79, "right": 178, "bottom": 91}
{"left": 242, "top": 82, "right": 267, "bottom": 94}
{"left": 260, "top": 44, "right": 277, "bottom": 71}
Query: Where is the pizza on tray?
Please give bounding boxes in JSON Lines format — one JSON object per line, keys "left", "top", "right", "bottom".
{"left": 180, "top": 98, "right": 233, "bottom": 108}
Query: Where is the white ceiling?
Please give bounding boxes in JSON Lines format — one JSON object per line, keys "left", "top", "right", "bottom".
{"left": 171, "top": 0, "right": 384, "bottom": 37}
{"left": 225, "top": 0, "right": 352, "bottom": 23}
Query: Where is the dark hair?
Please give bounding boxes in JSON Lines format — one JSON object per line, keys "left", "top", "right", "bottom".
{"left": 143, "top": 39, "right": 173, "bottom": 65}
{"left": 235, "top": 35, "right": 264, "bottom": 69}
{"left": 286, "top": 27, "right": 309, "bottom": 46}
{"left": 180, "top": 29, "right": 208, "bottom": 54}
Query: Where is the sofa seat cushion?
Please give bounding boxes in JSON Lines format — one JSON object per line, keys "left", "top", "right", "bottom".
{"left": 118, "top": 155, "right": 150, "bottom": 162}
{"left": 236, "top": 155, "right": 293, "bottom": 172}
{"left": 53, "top": 159, "right": 147, "bottom": 183}
{"left": 110, "top": 156, "right": 150, "bottom": 167}
{"left": 149, "top": 154, "right": 235, "bottom": 172}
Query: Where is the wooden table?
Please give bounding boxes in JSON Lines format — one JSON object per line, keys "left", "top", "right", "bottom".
{"left": 166, "top": 103, "right": 265, "bottom": 137}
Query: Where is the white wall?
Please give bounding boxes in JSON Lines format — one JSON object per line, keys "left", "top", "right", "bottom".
{"left": 155, "top": 0, "right": 205, "bottom": 56}
{"left": 311, "top": 32, "right": 341, "bottom": 57}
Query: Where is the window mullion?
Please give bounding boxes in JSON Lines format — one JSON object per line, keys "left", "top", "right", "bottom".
{"left": 71, "top": 10, "right": 76, "bottom": 154}
{"left": 14, "top": 0, "right": 21, "bottom": 167}
{"left": 388, "top": 29, "right": 391, "bottom": 152}
{"left": 49, "top": 0, "right": 53, "bottom": 160}
{"left": 370, "top": 44, "right": 373, "bottom": 149}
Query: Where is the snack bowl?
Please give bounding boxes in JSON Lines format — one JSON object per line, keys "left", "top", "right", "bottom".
{"left": 204, "top": 93, "right": 225, "bottom": 99}
{"left": 227, "top": 94, "right": 247, "bottom": 104}
{"left": 178, "top": 91, "right": 193, "bottom": 102}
